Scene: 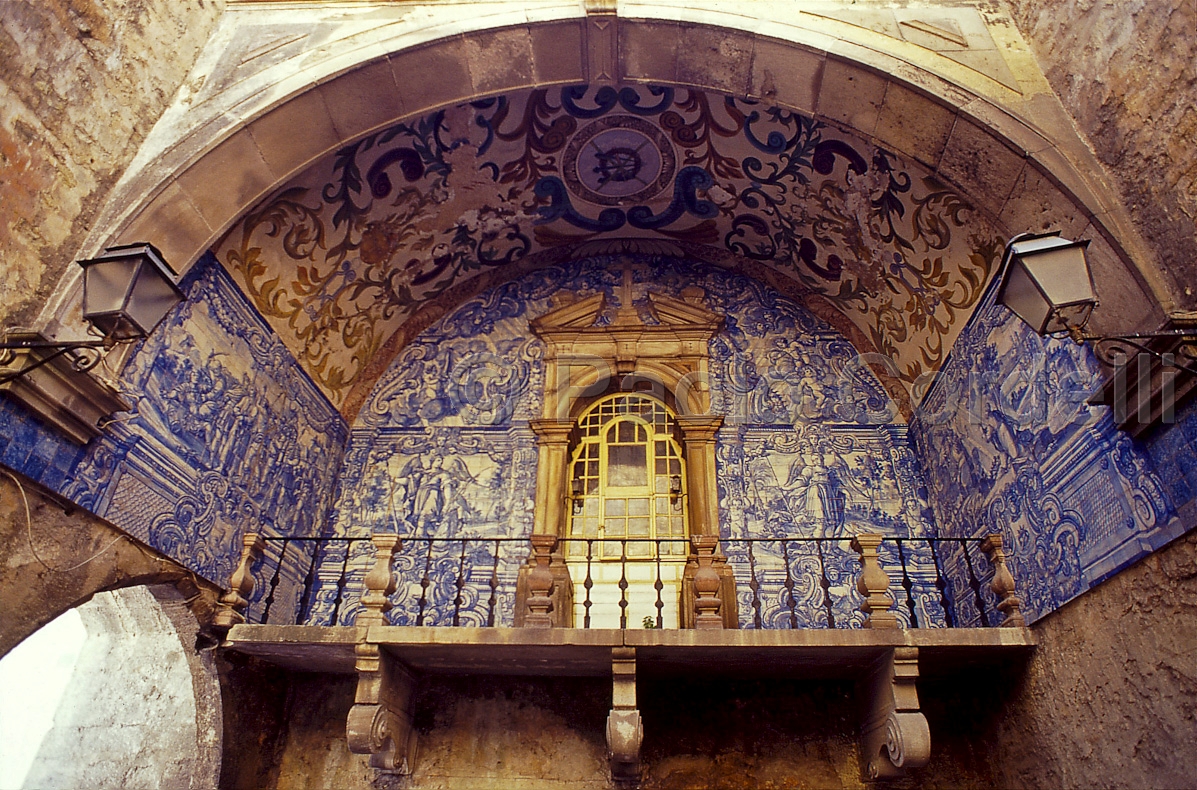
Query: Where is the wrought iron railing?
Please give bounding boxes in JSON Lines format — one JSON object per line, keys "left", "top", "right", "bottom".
{"left": 215, "top": 532, "right": 1025, "bottom": 632}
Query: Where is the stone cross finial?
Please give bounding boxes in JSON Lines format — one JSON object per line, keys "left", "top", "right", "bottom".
{"left": 851, "top": 533, "right": 898, "bottom": 629}
{"left": 612, "top": 259, "right": 641, "bottom": 327}
{"left": 981, "top": 534, "right": 1026, "bottom": 627}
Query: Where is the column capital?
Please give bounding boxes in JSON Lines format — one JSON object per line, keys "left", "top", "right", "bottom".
{"left": 676, "top": 414, "right": 723, "bottom": 441}
{"left": 529, "top": 418, "right": 574, "bottom": 444}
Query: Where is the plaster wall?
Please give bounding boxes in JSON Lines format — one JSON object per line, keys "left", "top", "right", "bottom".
{"left": 1006, "top": 0, "right": 1197, "bottom": 312}
{"left": 20, "top": 584, "right": 222, "bottom": 790}
{"left": 0, "top": 0, "right": 225, "bottom": 327}
{"left": 989, "top": 529, "right": 1197, "bottom": 788}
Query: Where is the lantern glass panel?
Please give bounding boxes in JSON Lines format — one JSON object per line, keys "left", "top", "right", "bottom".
{"left": 1020, "top": 244, "right": 1096, "bottom": 314}
{"left": 82, "top": 258, "right": 138, "bottom": 316}
{"left": 1000, "top": 259, "right": 1053, "bottom": 334}
{"left": 125, "top": 261, "right": 183, "bottom": 336}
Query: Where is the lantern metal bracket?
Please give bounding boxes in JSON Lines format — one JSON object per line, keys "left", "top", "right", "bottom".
{"left": 0, "top": 331, "right": 130, "bottom": 443}
{"left": 1081, "top": 329, "right": 1197, "bottom": 378}
{"left": 0, "top": 335, "right": 115, "bottom": 386}
{"left": 1082, "top": 315, "right": 1197, "bottom": 437}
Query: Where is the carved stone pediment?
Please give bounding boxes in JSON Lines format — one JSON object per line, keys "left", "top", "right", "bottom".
{"left": 529, "top": 293, "right": 609, "bottom": 334}
{"left": 529, "top": 267, "right": 725, "bottom": 418}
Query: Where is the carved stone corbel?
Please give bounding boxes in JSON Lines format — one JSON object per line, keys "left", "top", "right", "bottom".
{"left": 212, "top": 532, "right": 264, "bottom": 633}
{"left": 607, "top": 647, "right": 642, "bottom": 784}
{"left": 347, "top": 643, "right": 418, "bottom": 774}
{"left": 858, "top": 647, "right": 930, "bottom": 780}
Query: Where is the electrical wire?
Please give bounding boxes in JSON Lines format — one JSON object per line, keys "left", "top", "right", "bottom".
{"left": 4, "top": 469, "right": 127, "bottom": 573}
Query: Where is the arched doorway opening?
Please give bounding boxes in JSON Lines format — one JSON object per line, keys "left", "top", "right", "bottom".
{"left": 0, "top": 585, "right": 221, "bottom": 789}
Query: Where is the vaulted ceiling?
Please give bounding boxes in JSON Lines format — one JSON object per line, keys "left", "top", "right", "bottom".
{"left": 214, "top": 84, "right": 1004, "bottom": 419}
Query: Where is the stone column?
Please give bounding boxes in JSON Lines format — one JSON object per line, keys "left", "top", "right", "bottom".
{"left": 212, "top": 533, "right": 264, "bottom": 633}
{"left": 981, "top": 534, "right": 1026, "bottom": 627}
{"left": 356, "top": 534, "right": 399, "bottom": 628}
{"left": 851, "top": 533, "right": 898, "bottom": 629}
{"left": 676, "top": 415, "right": 722, "bottom": 537}
{"left": 529, "top": 419, "right": 574, "bottom": 538}
{"left": 516, "top": 419, "right": 574, "bottom": 626}
{"left": 677, "top": 415, "right": 736, "bottom": 627}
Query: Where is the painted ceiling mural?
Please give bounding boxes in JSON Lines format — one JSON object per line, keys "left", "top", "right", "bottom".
{"left": 216, "top": 84, "right": 1004, "bottom": 418}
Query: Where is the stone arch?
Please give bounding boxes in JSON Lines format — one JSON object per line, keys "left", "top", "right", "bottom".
{"left": 0, "top": 470, "right": 223, "bottom": 659}
{"left": 39, "top": 7, "right": 1171, "bottom": 341}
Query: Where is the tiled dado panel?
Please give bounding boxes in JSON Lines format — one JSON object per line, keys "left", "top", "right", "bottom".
{"left": 1, "top": 253, "right": 348, "bottom": 622}
{"left": 308, "top": 255, "right": 944, "bottom": 629}
{"left": 910, "top": 295, "right": 1184, "bottom": 624}
{"left": 1143, "top": 396, "right": 1197, "bottom": 529}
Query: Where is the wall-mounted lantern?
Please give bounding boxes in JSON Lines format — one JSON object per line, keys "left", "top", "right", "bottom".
{"left": 79, "top": 243, "right": 184, "bottom": 342}
{"left": 997, "top": 232, "right": 1197, "bottom": 435}
{"left": 0, "top": 243, "right": 184, "bottom": 442}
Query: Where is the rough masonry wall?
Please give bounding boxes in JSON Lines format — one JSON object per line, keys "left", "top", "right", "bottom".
{"left": 0, "top": 0, "right": 224, "bottom": 327}
{"left": 261, "top": 672, "right": 1006, "bottom": 790}
{"left": 21, "top": 585, "right": 222, "bottom": 790}
{"left": 0, "top": 469, "right": 220, "bottom": 658}
{"left": 1005, "top": 0, "right": 1197, "bottom": 310}
{"left": 990, "top": 530, "right": 1197, "bottom": 788}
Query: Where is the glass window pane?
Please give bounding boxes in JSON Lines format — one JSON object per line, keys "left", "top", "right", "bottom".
{"left": 606, "top": 499, "right": 626, "bottom": 517}
{"left": 617, "top": 421, "right": 635, "bottom": 443}
{"left": 628, "top": 498, "right": 650, "bottom": 516}
{"left": 627, "top": 517, "right": 650, "bottom": 536}
{"left": 608, "top": 445, "right": 647, "bottom": 486}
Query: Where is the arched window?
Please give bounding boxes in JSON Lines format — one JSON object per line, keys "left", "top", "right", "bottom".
{"left": 565, "top": 393, "right": 688, "bottom": 626}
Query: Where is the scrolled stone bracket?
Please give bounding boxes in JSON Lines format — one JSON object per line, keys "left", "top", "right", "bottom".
{"left": 607, "top": 647, "right": 642, "bottom": 785}
{"left": 858, "top": 647, "right": 930, "bottom": 780}
{"left": 347, "top": 642, "right": 418, "bottom": 775}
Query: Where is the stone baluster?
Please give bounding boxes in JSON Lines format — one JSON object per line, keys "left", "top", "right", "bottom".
{"left": 213, "top": 532, "right": 265, "bottom": 632}
{"left": 524, "top": 534, "right": 558, "bottom": 627}
{"left": 981, "top": 534, "right": 1026, "bottom": 627}
{"left": 851, "top": 533, "right": 898, "bottom": 629}
{"left": 357, "top": 534, "right": 400, "bottom": 628}
{"left": 691, "top": 535, "right": 723, "bottom": 629}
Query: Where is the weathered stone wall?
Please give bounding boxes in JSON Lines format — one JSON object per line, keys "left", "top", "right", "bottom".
{"left": 1005, "top": 0, "right": 1197, "bottom": 310}
{"left": 19, "top": 585, "right": 222, "bottom": 790}
{"left": 0, "top": 468, "right": 221, "bottom": 658}
{"left": 0, "top": 0, "right": 224, "bottom": 327}
{"left": 988, "top": 529, "right": 1197, "bottom": 788}
{"left": 256, "top": 672, "right": 1004, "bottom": 789}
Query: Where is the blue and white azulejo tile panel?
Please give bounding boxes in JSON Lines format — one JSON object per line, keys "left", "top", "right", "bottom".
{"left": 57, "top": 253, "right": 349, "bottom": 619}
{"left": 910, "top": 293, "right": 1184, "bottom": 622}
{"left": 308, "top": 254, "right": 944, "bottom": 628}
